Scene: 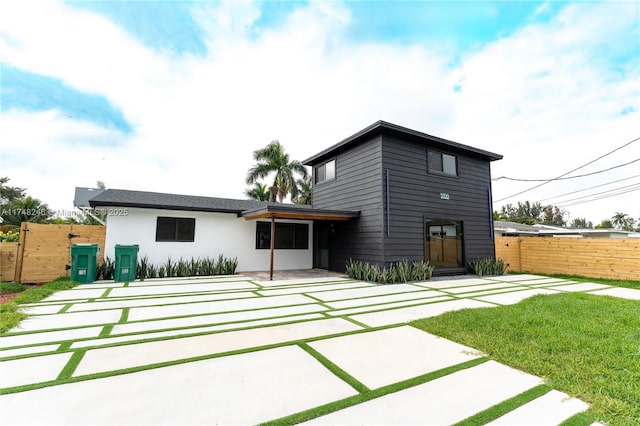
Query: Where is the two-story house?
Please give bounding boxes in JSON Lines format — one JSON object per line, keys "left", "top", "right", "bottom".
{"left": 88, "top": 121, "right": 502, "bottom": 277}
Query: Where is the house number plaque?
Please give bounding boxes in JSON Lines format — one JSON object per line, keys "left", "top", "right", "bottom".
{"left": 440, "top": 192, "right": 450, "bottom": 200}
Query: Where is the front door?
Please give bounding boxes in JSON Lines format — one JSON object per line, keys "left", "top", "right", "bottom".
{"left": 425, "top": 219, "right": 463, "bottom": 268}
{"left": 314, "top": 223, "right": 330, "bottom": 269}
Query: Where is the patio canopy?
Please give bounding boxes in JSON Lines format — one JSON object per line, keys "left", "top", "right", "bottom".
{"left": 240, "top": 204, "right": 359, "bottom": 280}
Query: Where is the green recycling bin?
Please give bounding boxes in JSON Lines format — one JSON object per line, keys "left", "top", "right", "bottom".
{"left": 70, "top": 244, "right": 99, "bottom": 283}
{"left": 114, "top": 244, "right": 139, "bottom": 282}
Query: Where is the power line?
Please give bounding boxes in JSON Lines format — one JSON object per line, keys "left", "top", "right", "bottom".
{"left": 552, "top": 182, "right": 640, "bottom": 205}
{"left": 537, "top": 174, "right": 640, "bottom": 202}
{"left": 493, "top": 158, "right": 640, "bottom": 182}
{"left": 556, "top": 186, "right": 640, "bottom": 208}
{"left": 493, "top": 135, "right": 640, "bottom": 203}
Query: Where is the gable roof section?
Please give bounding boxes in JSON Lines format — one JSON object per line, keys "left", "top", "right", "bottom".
{"left": 89, "top": 189, "right": 267, "bottom": 214}
{"left": 303, "top": 120, "right": 503, "bottom": 166}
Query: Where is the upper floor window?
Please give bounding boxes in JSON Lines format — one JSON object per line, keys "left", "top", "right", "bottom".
{"left": 156, "top": 217, "right": 195, "bottom": 242}
{"left": 315, "top": 159, "right": 336, "bottom": 184}
{"left": 428, "top": 150, "right": 457, "bottom": 176}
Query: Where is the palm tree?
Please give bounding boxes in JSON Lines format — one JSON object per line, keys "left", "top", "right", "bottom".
{"left": 245, "top": 182, "right": 270, "bottom": 202}
{"left": 611, "top": 212, "right": 630, "bottom": 230}
{"left": 293, "top": 176, "right": 312, "bottom": 205}
{"left": 246, "top": 141, "right": 308, "bottom": 203}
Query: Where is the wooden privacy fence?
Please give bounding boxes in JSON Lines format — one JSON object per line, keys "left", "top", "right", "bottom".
{"left": 495, "top": 236, "right": 640, "bottom": 280}
{"left": 0, "top": 223, "right": 105, "bottom": 283}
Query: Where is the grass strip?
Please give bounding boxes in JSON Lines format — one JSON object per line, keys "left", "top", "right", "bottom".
{"left": 411, "top": 292, "right": 640, "bottom": 426}
{"left": 118, "top": 308, "right": 129, "bottom": 323}
{"left": 57, "top": 304, "right": 73, "bottom": 314}
{"left": 558, "top": 412, "right": 596, "bottom": 426}
{"left": 338, "top": 316, "right": 370, "bottom": 329}
{"left": 56, "top": 350, "right": 86, "bottom": 380}
{"left": 100, "top": 288, "right": 113, "bottom": 298}
{"left": 99, "top": 324, "right": 114, "bottom": 338}
{"left": 1, "top": 282, "right": 26, "bottom": 294}
{"left": 260, "top": 357, "right": 489, "bottom": 426}
{"left": 298, "top": 343, "right": 369, "bottom": 393}
{"left": 453, "top": 384, "right": 551, "bottom": 426}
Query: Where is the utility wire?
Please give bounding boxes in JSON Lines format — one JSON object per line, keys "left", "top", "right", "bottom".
{"left": 493, "top": 158, "right": 640, "bottom": 182}
{"left": 493, "top": 135, "right": 640, "bottom": 203}
{"left": 556, "top": 186, "right": 640, "bottom": 208}
{"left": 552, "top": 182, "right": 640, "bottom": 205}
{"left": 537, "top": 174, "right": 640, "bottom": 202}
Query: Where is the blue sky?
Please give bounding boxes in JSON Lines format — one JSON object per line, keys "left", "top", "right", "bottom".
{"left": 1, "top": 0, "right": 638, "bottom": 222}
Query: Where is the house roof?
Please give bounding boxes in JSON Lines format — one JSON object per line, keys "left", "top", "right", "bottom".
{"left": 89, "top": 189, "right": 360, "bottom": 220}
{"left": 303, "top": 120, "right": 503, "bottom": 166}
{"left": 494, "top": 220, "right": 539, "bottom": 234}
{"left": 89, "top": 189, "right": 268, "bottom": 214}
{"left": 74, "top": 187, "right": 105, "bottom": 208}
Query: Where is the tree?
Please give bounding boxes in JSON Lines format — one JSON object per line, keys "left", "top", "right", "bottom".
{"left": 96, "top": 180, "right": 107, "bottom": 190}
{"left": 570, "top": 217, "right": 593, "bottom": 229}
{"left": 293, "top": 176, "right": 312, "bottom": 205}
{"left": 3, "top": 195, "right": 52, "bottom": 225}
{"left": 611, "top": 212, "right": 635, "bottom": 231}
{"left": 246, "top": 141, "right": 308, "bottom": 203}
{"left": 0, "top": 177, "right": 25, "bottom": 204}
{"left": 542, "top": 205, "right": 566, "bottom": 226}
{"left": 244, "top": 183, "right": 270, "bottom": 202}
{"left": 595, "top": 219, "right": 613, "bottom": 229}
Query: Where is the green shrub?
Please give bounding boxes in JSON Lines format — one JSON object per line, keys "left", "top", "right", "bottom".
{"left": 346, "top": 258, "right": 433, "bottom": 284}
{"left": 469, "top": 257, "right": 507, "bottom": 276}
{"left": 0, "top": 230, "right": 19, "bottom": 242}
{"left": 133, "top": 255, "right": 239, "bottom": 279}
{"left": 96, "top": 257, "right": 115, "bottom": 280}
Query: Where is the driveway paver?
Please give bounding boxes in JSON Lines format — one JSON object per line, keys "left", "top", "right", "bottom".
{"left": 2, "top": 273, "right": 636, "bottom": 424}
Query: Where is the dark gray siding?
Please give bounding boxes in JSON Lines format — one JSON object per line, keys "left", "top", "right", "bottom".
{"left": 381, "top": 135, "right": 496, "bottom": 267}
{"left": 313, "top": 136, "right": 384, "bottom": 270}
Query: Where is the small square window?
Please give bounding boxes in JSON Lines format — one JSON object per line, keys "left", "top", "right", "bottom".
{"left": 428, "top": 150, "right": 457, "bottom": 176}
{"left": 315, "top": 159, "right": 336, "bottom": 183}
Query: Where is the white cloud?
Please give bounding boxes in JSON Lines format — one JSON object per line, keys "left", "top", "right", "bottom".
{"left": 0, "top": 0, "right": 638, "bottom": 224}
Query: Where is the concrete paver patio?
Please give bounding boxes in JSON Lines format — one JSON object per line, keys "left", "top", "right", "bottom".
{"left": 2, "top": 273, "right": 638, "bottom": 425}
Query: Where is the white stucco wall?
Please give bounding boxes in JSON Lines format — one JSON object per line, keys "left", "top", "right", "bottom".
{"left": 103, "top": 207, "right": 313, "bottom": 271}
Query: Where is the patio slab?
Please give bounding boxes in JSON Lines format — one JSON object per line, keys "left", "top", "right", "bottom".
{"left": 108, "top": 281, "right": 258, "bottom": 297}
{"left": 11, "top": 310, "right": 122, "bottom": 333}
{"left": 74, "top": 318, "right": 361, "bottom": 376}
{"left": 311, "top": 283, "right": 425, "bottom": 302}
{"left": 439, "top": 282, "right": 522, "bottom": 294}
{"left": 0, "top": 352, "right": 72, "bottom": 389}
{"left": 0, "top": 345, "right": 357, "bottom": 425}
{"left": 309, "top": 326, "right": 482, "bottom": 389}
{"left": 327, "top": 296, "right": 453, "bottom": 317}
{"left": 42, "top": 288, "right": 107, "bottom": 301}
{"left": 66, "top": 291, "right": 258, "bottom": 312}
{"left": 302, "top": 360, "right": 542, "bottom": 425}
{"left": 112, "top": 303, "right": 327, "bottom": 335}
{"left": 547, "top": 283, "right": 612, "bottom": 292}
{"left": 349, "top": 298, "right": 496, "bottom": 327}
{"left": 588, "top": 287, "right": 640, "bottom": 300}
{"left": 0, "top": 344, "right": 61, "bottom": 359}
{"left": 258, "top": 281, "right": 372, "bottom": 296}
{"left": 72, "top": 313, "right": 326, "bottom": 349}
{"left": 325, "top": 289, "right": 446, "bottom": 309}
{"left": 486, "top": 390, "right": 589, "bottom": 425}
{"left": 474, "top": 288, "right": 560, "bottom": 305}
{"left": 127, "top": 293, "right": 315, "bottom": 321}
{"left": 20, "top": 304, "right": 67, "bottom": 315}
{"left": 0, "top": 326, "right": 103, "bottom": 349}
{"left": 417, "top": 277, "right": 497, "bottom": 288}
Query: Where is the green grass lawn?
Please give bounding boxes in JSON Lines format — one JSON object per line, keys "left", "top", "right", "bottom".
{"left": 412, "top": 292, "right": 640, "bottom": 426}
{"left": 0, "top": 277, "right": 78, "bottom": 334}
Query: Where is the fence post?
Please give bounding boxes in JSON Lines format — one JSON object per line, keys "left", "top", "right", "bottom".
{"left": 14, "top": 222, "right": 28, "bottom": 283}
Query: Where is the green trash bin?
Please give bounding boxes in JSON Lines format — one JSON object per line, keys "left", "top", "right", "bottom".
{"left": 70, "top": 244, "right": 99, "bottom": 283}
{"left": 114, "top": 244, "right": 139, "bottom": 282}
